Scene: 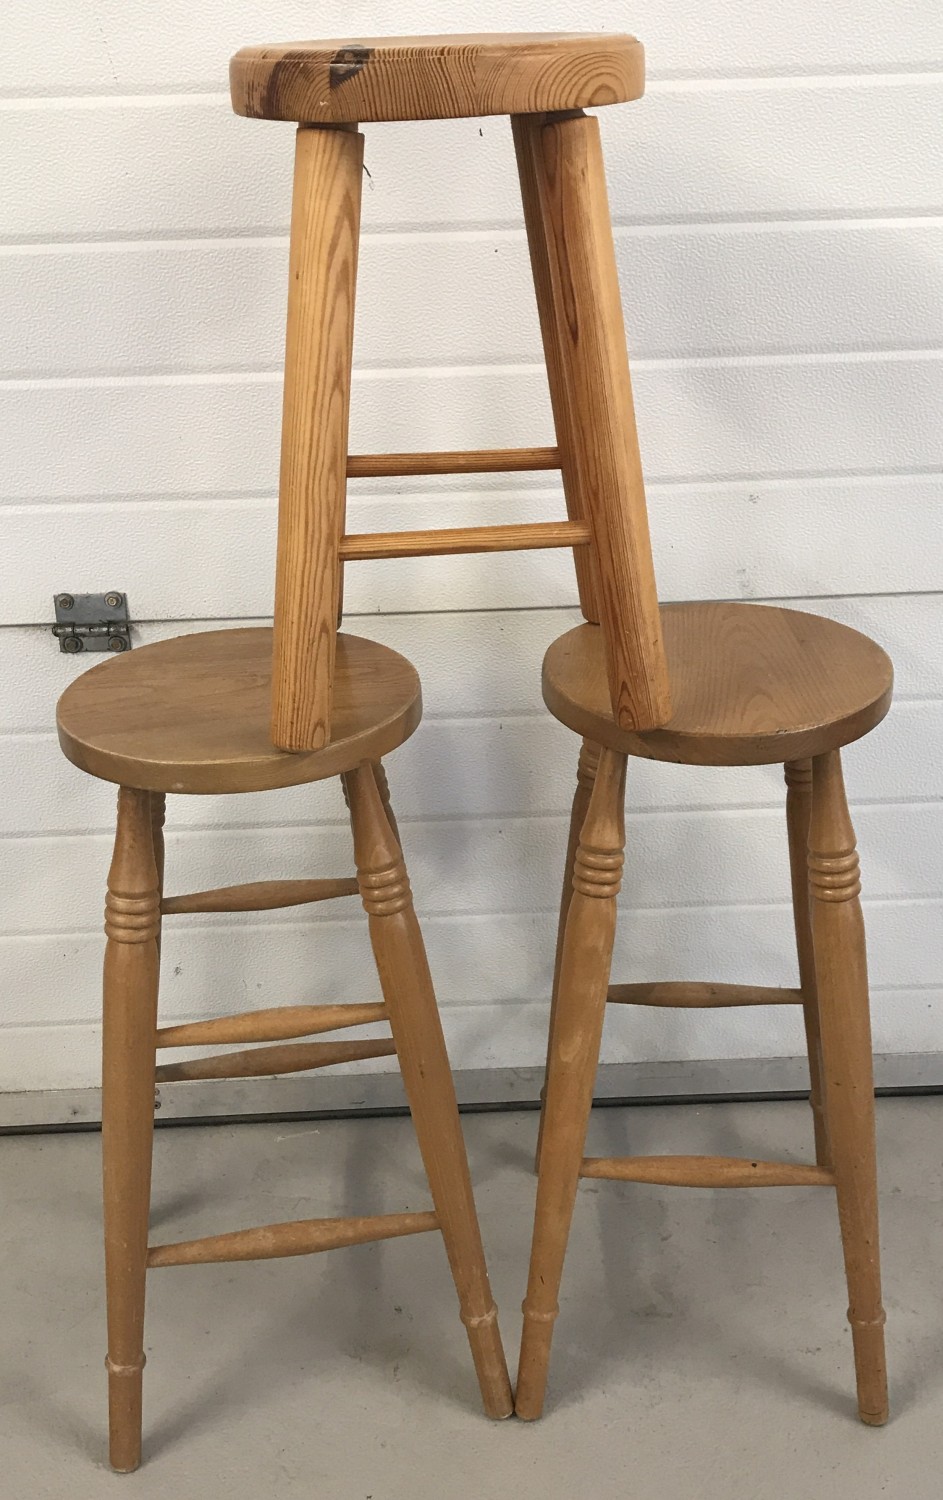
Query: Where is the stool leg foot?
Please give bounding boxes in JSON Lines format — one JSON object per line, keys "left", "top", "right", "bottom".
{"left": 517, "top": 748, "right": 627, "bottom": 1420}
{"left": 102, "top": 788, "right": 161, "bottom": 1471}
{"left": 785, "top": 761, "right": 830, "bottom": 1167}
{"left": 809, "top": 751, "right": 888, "bottom": 1425}
{"left": 344, "top": 761, "right": 513, "bottom": 1420}
{"left": 535, "top": 739, "right": 600, "bottom": 1174}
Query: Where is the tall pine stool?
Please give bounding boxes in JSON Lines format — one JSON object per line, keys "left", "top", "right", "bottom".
{"left": 487, "top": 46, "right": 893, "bottom": 1431}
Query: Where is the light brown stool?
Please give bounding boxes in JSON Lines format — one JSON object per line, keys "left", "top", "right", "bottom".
{"left": 491, "top": 47, "right": 894, "bottom": 1431}
{"left": 519, "top": 617, "right": 892, "bottom": 1426}
{"left": 59, "top": 662, "right": 514, "bottom": 1475}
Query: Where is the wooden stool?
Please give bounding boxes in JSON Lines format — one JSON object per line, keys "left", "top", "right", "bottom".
{"left": 518, "top": 613, "right": 892, "bottom": 1428}
{"left": 59, "top": 660, "right": 515, "bottom": 1475}
{"left": 474, "top": 42, "right": 895, "bottom": 1431}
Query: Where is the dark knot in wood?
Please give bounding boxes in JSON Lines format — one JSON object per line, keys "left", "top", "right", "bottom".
{"left": 784, "top": 760, "right": 813, "bottom": 787}
{"left": 330, "top": 45, "right": 374, "bottom": 88}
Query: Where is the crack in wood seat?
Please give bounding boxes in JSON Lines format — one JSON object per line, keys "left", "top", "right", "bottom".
{"left": 230, "top": 32, "right": 645, "bottom": 124}
{"left": 542, "top": 602, "right": 893, "bottom": 767}
{"left": 56, "top": 628, "right": 421, "bottom": 794}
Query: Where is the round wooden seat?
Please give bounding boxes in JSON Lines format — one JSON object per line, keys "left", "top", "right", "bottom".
{"left": 230, "top": 32, "right": 644, "bottom": 124}
{"left": 57, "top": 628, "right": 421, "bottom": 795}
{"left": 542, "top": 602, "right": 893, "bottom": 766}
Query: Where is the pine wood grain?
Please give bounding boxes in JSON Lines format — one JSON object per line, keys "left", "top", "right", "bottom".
{"left": 148, "top": 1211, "right": 439, "bottom": 1268}
{"left": 345, "top": 761, "right": 513, "bottom": 1420}
{"left": 270, "top": 124, "right": 363, "bottom": 751}
{"left": 347, "top": 445, "right": 559, "bottom": 477}
{"left": 57, "top": 629, "right": 421, "bottom": 794}
{"left": 543, "top": 603, "right": 893, "bottom": 765}
{"left": 230, "top": 33, "right": 644, "bottom": 124}
{"left": 161, "top": 877, "right": 359, "bottom": 914}
{"left": 156, "top": 1002, "right": 388, "bottom": 1048}
{"left": 809, "top": 750, "right": 888, "bottom": 1424}
{"left": 101, "top": 788, "right": 160, "bottom": 1473}
{"left": 517, "top": 748, "right": 627, "bottom": 1421}
{"left": 607, "top": 981, "right": 802, "bottom": 1007}
{"left": 373, "top": 760, "right": 400, "bottom": 846}
{"left": 529, "top": 682, "right": 893, "bottom": 1425}
{"left": 520, "top": 111, "right": 671, "bottom": 731}
{"left": 580, "top": 1156, "right": 836, "bottom": 1188}
{"left": 154, "top": 1036, "right": 396, "bottom": 1083}
{"left": 150, "top": 792, "right": 165, "bottom": 963}
{"left": 534, "top": 738, "right": 598, "bottom": 1173}
{"left": 512, "top": 115, "right": 600, "bottom": 623}
{"left": 339, "top": 518, "right": 589, "bottom": 561}
{"left": 785, "top": 760, "right": 831, "bottom": 1167}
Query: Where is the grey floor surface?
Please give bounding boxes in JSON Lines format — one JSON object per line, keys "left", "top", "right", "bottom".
{"left": 2, "top": 1095, "right": 943, "bottom": 1498}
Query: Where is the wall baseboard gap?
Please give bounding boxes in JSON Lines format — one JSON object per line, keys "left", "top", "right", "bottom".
{"left": 3, "top": 1052, "right": 941, "bottom": 1133}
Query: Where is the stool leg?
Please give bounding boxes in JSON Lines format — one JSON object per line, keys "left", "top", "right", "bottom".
{"left": 535, "top": 738, "right": 600, "bottom": 1173}
{"left": 809, "top": 751, "right": 887, "bottom": 1425}
{"left": 512, "top": 114, "right": 600, "bottom": 624}
{"left": 150, "top": 792, "right": 166, "bottom": 959}
{"left": 785, "top": 761, "right": 830, "bottom": 1167}
{"left": 102, "top": 788, "right": 161, "bottom": 1471}
{"left": 517, "top": 747, "right": 627, "bottom": 1420}
{"left": 512, "top": 109, "right": 670, "bottom": 732}
{"left": 270, "top": 123, "right": 363, "bottom": 751}
{"left": 373, "top": 759, "right": 401, "bottom": 845}
{"left": 343, "top": 761, "right": 513, "bottom": 1419}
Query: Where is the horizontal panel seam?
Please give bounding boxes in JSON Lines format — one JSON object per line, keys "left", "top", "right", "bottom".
{"left": 3, "top": 472, "right": 943, "bottom": 510}
{"left": 14, "top": 337, "right": 943, "bottom": 381}
{"left": 1, "top": 986, "right": 936, "bottom": 1030}
{"left": 1, "top": 794, "right": 941, "bottom": 841}
{"left": 6, "top": 346, "right": 943, "bottom": 389}
{"left": 1, "top": 893, "right": 941, "bottom": 941}
{"left": 5, "top": 207, "right": 943, "bottom": 253}
{"left": 4, "top": 213, "right": 943, "bottom": 256}
{"left": 2, "top": 594, "right": 941, "bottom": 635}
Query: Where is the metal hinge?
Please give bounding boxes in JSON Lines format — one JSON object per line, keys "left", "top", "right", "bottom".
{"left": 52, "top": 592, "right": 132, "bottom": 654}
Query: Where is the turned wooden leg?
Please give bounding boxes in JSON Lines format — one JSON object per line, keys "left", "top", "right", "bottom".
{"left": 535, "top": 738, "right": 600, "bottom": 1173}
{"left": 343, "top": 761, "right": 513, "bottom": 1419}
{"left": 809, "top": 750, "right": 887, "bottom": 1425}
{"left": 150, "top": 792, "right": 166, "bottom": 959}
{"left": 511, "top": 109, "right": 670, "bottom": 730}
{"left": 785, "top": 761, "right": 829, "bottom": 1167}
{"left": 372, "top": 759, "right": 401, "bottom": 845}
{"left": 517, "top": 747, "right": 628, "bottom": 1420}
{"left": 102, "top": 788, "right": 161, "bottom": 1471}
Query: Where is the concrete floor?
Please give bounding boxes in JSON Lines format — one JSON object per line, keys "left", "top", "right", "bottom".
{"left": 2, "top": 1096, "right": 942, "bottom": 1498}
